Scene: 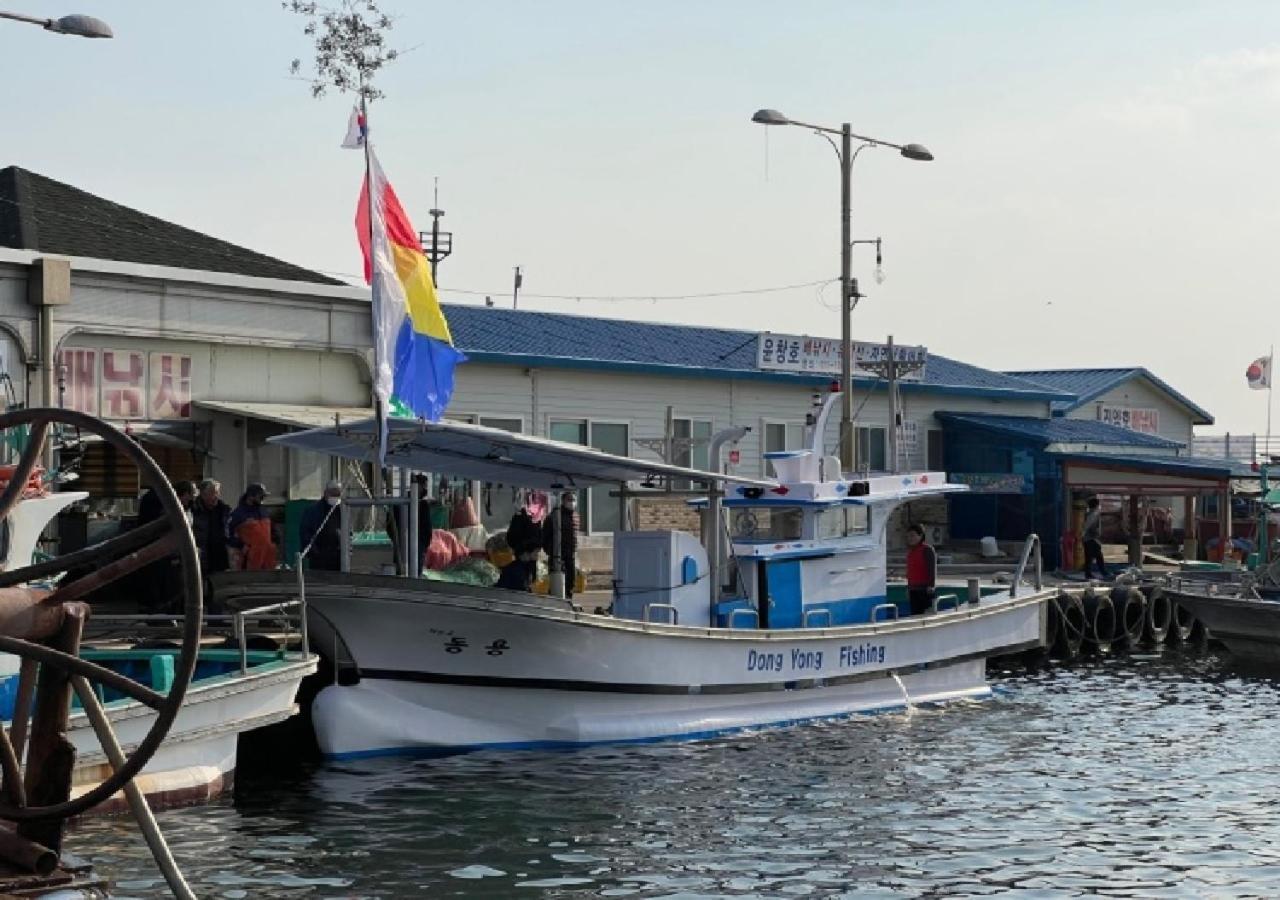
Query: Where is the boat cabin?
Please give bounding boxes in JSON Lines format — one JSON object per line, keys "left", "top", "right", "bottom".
{"left": 269, "top": 417, "right": 965, "bottom": 633}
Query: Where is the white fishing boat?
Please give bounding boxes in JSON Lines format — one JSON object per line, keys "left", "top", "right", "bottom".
{"left": 215, "top": 400, "right": 1053, "bottom": 759}
{"left": 0, "top": 487, "right": 317, "bottom": 811}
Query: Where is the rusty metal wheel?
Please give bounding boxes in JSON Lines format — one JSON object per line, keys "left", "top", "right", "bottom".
{"left": 0, "top": 407, "right": 201, "bottom": 821}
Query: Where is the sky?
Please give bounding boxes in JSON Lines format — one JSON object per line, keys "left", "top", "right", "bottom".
{"left": 3, "top": 1, "right": 1279, "bottom": 435}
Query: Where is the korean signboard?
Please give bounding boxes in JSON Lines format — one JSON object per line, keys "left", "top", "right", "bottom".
{"left": 58, "top": 348, "right": 99, "bottom": 416}
{"left": 57, "top": 349, "right": 192, "bottom": 420}
{"left": 1096, "top": 406, "right": 1159, "bottom": 435}
{"left": 756, "top": 333, "right": 927, "bottom": 381}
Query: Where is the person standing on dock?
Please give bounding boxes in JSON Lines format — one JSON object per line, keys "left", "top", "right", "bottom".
{"left": 905, "top": 523, "right": 937, "bottom": 616}
{"left": 1082, "top": 497, "right": 1108, "bottom": 580}
{"left": 227, "top": 483, "right": 276, "bottom": 571}
{"left": 192, "top": 479, "right": 231, "bottom": 574}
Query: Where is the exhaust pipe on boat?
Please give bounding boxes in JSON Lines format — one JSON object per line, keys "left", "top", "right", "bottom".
{"left": 1141, "top": 585, "right": 1171, "bottom": 646}
{"left": 1110, "top": 586, "right": 1147, "bottom": 649}
{"left": 1080, "top": 588, "right": 1116, "bottom": 654}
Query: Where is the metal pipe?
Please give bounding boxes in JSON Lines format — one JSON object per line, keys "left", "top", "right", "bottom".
{"left": 8, "top": 657, "right": 36, "bottom": 765}
{"left": 407, "top": 477, "right": 419, "bottom": 579}
{"left": 234, "top": 612, "right": 247, "bottom": 675}
{"left": 966, "top": 577, "right": 980, "bottom": 606}
{"left": 71, "top": 676, "right": 195, "bottom": 900}
{"left": 705, "top": 426, "right": 750, "bottom": 617}
{"left": 0, "top": 827, "right": 55, "bottom": 875}
{"left": 339, "top": 500, "right": 351, "bottom": 573}
{"left": 38, "top": 305, "right": 53, "bottom": 471}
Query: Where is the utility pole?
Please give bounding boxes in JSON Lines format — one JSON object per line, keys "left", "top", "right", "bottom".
{"left": 839, "top": 123, "right": 853, "bottom": 471}
{"left": 512, "top": 266, "right": 523, "bottom": 309}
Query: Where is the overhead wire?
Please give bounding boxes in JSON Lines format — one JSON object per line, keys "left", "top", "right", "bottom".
{"left": 0, "top": 194, "right": 843, "bottom": 308}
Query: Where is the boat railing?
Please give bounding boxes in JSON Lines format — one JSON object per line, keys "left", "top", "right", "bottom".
{"left": 644, "top": 603, "right": 679, "bottom": 625}
{"left": 727, "top": 608, "right": 759, "bottom": 629}
{"left": 932, "top": 593, "right": 961, "bottom": 613}
{"left": 1009, "top": 534, "right": 1044, "bottom": 597}
{"left": 87, "top": 599, "right": 310, "bottom": 677}
{"left": 802, "top": 608, "right": 833, "bottom": 628}
{"left": 870, "top": 602, "right": 899, "bottom": 622}
{"left": 232, "top": 598, "right": 309, "bottom": 674}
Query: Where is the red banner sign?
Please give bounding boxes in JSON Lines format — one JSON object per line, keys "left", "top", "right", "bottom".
{"left": 149, "top": 352, "right": 192, "bottom": 419}
{"left": 57, "top": 349, "right": 98, "bottom": 416}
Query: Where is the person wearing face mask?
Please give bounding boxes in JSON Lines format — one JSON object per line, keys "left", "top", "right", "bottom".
{"left": 227, "top": 483, "right": 276, "bottom": 571}
{"left": 543, "top": 491, "right": 580, "bottom": 599}
{"left": 300, "top": 480, "right": 346, "bottom": 571}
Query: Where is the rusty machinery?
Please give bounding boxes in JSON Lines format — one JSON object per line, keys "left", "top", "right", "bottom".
{"left": 0, "top": 407, "right": 202, "bottom": 897}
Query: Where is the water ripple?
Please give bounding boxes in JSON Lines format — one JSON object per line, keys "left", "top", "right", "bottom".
{"left": 66, "top": 649, "right": 1280, "bottom": 897}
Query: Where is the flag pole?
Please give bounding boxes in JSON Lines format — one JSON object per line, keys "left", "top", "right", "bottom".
{"left": 1268, "top": 344, "right": 1274, "bottom": 462}
{"left": 359, "top": 81, "right": 388, "bottom": 462}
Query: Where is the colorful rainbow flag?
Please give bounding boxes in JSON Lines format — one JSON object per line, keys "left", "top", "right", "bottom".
{"left": 356, "top": 150, "right": 465, "bottom": 425}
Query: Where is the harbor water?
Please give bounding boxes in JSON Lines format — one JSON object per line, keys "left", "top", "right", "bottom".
{"left": 67, "top": 648, "right": 1280, "bottom": 898}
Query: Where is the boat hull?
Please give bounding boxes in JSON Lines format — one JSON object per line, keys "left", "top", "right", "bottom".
{"left": 1166, "top": 587, "right": 1280, "bottom": 661}
{"left": 218, "top": 572, "right": 1049, "bottom": 758}
{"left": 62, "top": 656, "right": 316, "bottom": 812}
{"left": 312, "top": 657, "right": 991, "bottom": 757}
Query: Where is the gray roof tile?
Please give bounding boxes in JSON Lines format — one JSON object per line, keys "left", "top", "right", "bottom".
{"left": 0, "top": 166, "right": 340, "bottom": 285}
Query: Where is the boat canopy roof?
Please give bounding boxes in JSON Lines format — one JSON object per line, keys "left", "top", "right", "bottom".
{"left": 269, "top": 417, "right": 774, "bottom": 490}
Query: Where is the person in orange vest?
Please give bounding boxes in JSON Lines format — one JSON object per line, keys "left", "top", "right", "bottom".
{"left": 905, "top": 523, "right": 937, "bottom": 616}
{"left": 226, "top": 483, "right": 276, "bottom": 571}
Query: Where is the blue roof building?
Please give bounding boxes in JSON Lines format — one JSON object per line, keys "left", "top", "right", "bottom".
{"left": 1005, "top": 367, "right": 1214, "bottom": 439}
{"left": 447, "top": 304, "right": 1070, "bottom": 401}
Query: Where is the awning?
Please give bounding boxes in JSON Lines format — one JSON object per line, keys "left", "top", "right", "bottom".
{"left": 1055, "top": 451, "right": 1237, "bottom": 495}
{"left": 269, "top": 417, "right": 773, "bottom": 490}
{"left": 194, "top": 400, "right": 374, "bottom": 429}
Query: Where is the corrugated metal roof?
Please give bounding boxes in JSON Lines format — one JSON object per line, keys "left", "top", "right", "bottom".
{"left": 935, "top": 412, "right": 1185, "bottom": 448}
{"left": 1005, "top": 367, "right": 1214, "bottom": 424}
{"left": 194, "top": 400, "right": 373, "bottom": 429}
{"left": 444, "top": 304, "right": 1073, "bottom": 400}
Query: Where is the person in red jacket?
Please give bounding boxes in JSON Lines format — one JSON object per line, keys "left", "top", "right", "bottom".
{"left": 905, "top": 523, "right": 937, "bottom": 616}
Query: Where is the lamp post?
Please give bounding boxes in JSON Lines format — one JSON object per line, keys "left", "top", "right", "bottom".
{"left": 0, "top": 10, "right": 113, "bottom": 37}
{"left": 752, "top": 108, "right": 931, "bottom": 472}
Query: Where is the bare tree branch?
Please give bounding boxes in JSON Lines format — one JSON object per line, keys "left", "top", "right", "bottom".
{"left": 283, "top": 0, "right": 400, "bottom": 101}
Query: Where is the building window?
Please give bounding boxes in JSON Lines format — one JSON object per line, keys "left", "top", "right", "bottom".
{"left": 245, "top": 418, "right": 288, "bottom": 500}
{"left": 673, "top": 418, "right": 712, "bottom": 471}
{"left": 672, "top": 417, "right": 713, "bottom": 488}
{"left": 927, "top": 429, "right": 945, "bottom": 471}
{"left": 549, "top": 419, "right": 629, "bottom": 534}
{"left": 480, "top": 416, "right": 523, "bottom": 434}
{"left": 856, "top": 426, "right": 888, "bottom": 472}
{"left": 762, "top": 420, "right": 803, "bottom": 477}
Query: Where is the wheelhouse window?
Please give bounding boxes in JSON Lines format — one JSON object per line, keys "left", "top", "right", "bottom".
{"left": 817, "top": 505, "right": 871, "bottom": 539}
{"left": 729, "top": 506, "right": 804, "bottom": 541}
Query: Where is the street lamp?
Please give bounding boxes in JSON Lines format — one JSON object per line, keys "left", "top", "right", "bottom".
{"left": 0, "top": 9, "right": 113, "bottom": 37}
{"left": 752, "top": 108, "right": 931, "bottom": 472}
